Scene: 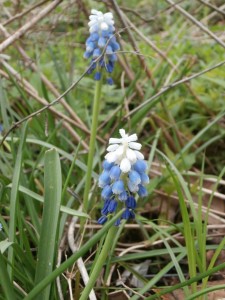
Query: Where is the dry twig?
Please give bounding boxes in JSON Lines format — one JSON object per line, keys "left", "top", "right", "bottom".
{"left": 0, "top": 0, "right": 62, "bottom": 53}
{"left": 125, "top": 59, "right": 225, "bottom": 118}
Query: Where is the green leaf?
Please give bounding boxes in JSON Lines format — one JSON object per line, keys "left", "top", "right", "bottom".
{"left": 8, "top": 122, "right": 28, "bottom": 279}
{"left": 0, "top": 252, "right": 16, "bottom": 300}
{"left": 0, "top": 240, "right": 13, "bottom": 254}
{"left": 34, "top": 148, "right": 62, "bottom": 300}
{"left": 6, "top": 184, "right": 89, "bottom": 219}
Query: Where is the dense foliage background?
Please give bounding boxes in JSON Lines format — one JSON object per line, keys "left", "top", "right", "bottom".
{"left": 1, "top": 0, "right": 225, "bottom": 299}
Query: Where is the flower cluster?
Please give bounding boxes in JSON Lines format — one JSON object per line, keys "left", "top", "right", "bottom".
{"left": 98, "top": 129, "right": 149, "bottom": 226}
{"left": 84, "top": 9, "right": 120, "bottom": 85}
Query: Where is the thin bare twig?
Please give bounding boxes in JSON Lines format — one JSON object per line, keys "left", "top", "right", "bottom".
{"left": 0, "top": 65, "right": 89, "bottom": 150}
{"left": 125, "top": 59, "right": 225, "bottom": 118}
{"left": 197, "top": 0, "right": 225, "bottom": 18}
{"left": 109, "top": 0, "right": 156, "bottom": 87}
{"left": 201, "top": 3, "right": 225, "bottom": 23}
{"left": 164, "top": 0, "right": 225, "bottom": 49}
{"left": 0, "top": 0, "right": 62, "bottom": 53}
{"left": 0, "top": 23, "right": 89, "bottom": 132}
{"left": 2, "top": 0, "right": 48, "bottom": 26}
{"left": 68, "top": 214, "right": 97, "bottom": 300}
{"left": 0, "top": 60, "right": 97, "bottom": 147}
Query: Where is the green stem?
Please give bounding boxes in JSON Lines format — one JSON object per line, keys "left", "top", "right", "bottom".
{"left": 80, "top": 226, "right": 117, "bottom": 300}
{"left": 83, "top": 78, "right": 102, "bottom": 214}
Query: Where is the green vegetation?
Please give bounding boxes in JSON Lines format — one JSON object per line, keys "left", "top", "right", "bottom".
{"left": 1, "top": 0, "right": 225, "bottom": 299}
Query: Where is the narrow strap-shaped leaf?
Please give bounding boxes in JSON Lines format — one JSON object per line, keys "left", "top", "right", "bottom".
{"left": 34, "top": 148, "right": 62, "bottom": 300}
{"left": 8, "top": 122, "right": 28, "bottom": 279}
{"left": 0, "top": 252, "right": 16, "bottom": 299}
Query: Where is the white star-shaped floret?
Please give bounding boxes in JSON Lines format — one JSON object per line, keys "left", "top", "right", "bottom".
{"left": 88, "top": 10, "right": 115, "bottom": 33}
{"left": 105, "top": 129, "right": 144, "bottom": 173}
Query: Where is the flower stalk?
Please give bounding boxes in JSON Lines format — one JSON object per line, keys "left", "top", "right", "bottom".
{"left": 79, "top": 225, "right": 118, "bottom": 300}
{"left": 83, "top": 77, "right": 102, "bottom": 213}
{"left": 82, "top": 9, "right": 120, "bottom": 215}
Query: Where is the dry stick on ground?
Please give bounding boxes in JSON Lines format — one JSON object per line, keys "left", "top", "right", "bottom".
{"left": 124, "top": 15, "right": 214, "bottom": 117}
{"left": 0, "top": 67, "right": 89, "bottom": 150}
{"left": 0, "top": 21, "right": 88, "bottom": 133}
{"left": 0, "top": 0, "right": 63, "bottom": 52}
{"left": 0, "top": 67, "right": 84, "bottom": 134}
{"left": 197, "top": 0, "right": 225, "bottom": 18}
{"left": 67, "top": 215, "right": 97, "bottom": 300}
{"left": 201, "top": 3, "right": 225, "bottom": 24}
{"left": 2, "top": 0, "right": 48, "bottom": 26}
{"left": 164, "top": 0, "right": 225, "bottom": 49}
{"left": 125, "top": 59, "right": 225, "bottom": 119}
{"left": 110, "top": 0, "right": 156, "bottom": 87}
{"left": 122, "top": 13, "right": 185, "bottom": 150}
{"left": 0, "top": 59, "right": 103, "bottom": 147}
{"left": 120, "top": 0, "right": 185, "bottom": 23}
{"left": 56, "top": 235, "right": 67, "bottom": 300}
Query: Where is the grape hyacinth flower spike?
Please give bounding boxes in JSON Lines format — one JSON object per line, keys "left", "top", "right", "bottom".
{"left": 84, "top": 9, "right": 120, "bottom": 85}
{"left": 98, "top": 129, "right": 149, "bottom": 225}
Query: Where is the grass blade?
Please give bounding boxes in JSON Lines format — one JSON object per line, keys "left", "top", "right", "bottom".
{"left": 34, "top": 148, "right": 62, "bottom": 300}
{"left": 7, "top": 122, "right": 28, "bottom": 279}
{"left": 0, "top": 252, "right": 16, "bottom": 300}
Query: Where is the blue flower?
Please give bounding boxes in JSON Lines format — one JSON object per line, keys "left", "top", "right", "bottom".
{"left": 138, "top": 185, "right": 148, "bottom": 197}
{"left": 98, "top": 215, "right": 108, "bottom": 225}
{"left": 98, "top": 171, "right": 111, "bottom": 188}
{"left": 102, "top": 160, "right": 114, "bottom": 170}
{"left": 114, "top": 218, "right": 121, "bottom": 226}
{"left": 109, "top": 165, "right": 121, "bottom": 180}
{"left": 84, "top": 10, "right": 120, "bottom": 84}
{"left": 121, "top": 208, "right": 132, "bottom": 220}
{"left": 127, "top": 180, "right": 139, "bottom": 193}
{"left": 112, "top": 180, "right": 125, "bottom": 194}
{"left": 108, "top": 199, "right": 118, "bottom": 213}
{"left": 126, "top": 196, "right": 136, "bottom": 209}
{"left": 94, "top": 71, "right": 101, "bottom": 81}
{"left": 101, "top": 185, "right": 113, "bottom": 199}
{"left": 101, "top": 199, "right": 111, "bottom": 215}
{"left": 0, "top": 223, "right": 2, "bottom": 231}
{"left": 118, "top": 191, "right": 128, "bottom": 201}
{"left": 140, "top": 173, "right": 150, "bottom": 185}
{"left": 129, "top": 170, "right": 141, "bottom": 185}
{"left": 106, "top": 78, "right": 114, "bottom": 85}
{"left": 133, "top": 160, "right": 147, "bottom": 174}
{"left": 98, "top": 129, "right": 149, "bottom": 226}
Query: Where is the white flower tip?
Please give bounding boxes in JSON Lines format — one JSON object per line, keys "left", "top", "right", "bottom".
{"left": 109, "top": 137, "right": 121, "bottom": 144}
{"left": 89, "top": 10, "right": 114, "bottom": 33}
{"left": 126, "top": 148, "right": 137, "bottom": 163}
{"left": 104, "top": 12, "right": 113, "bottom": 19}
{"left": 127, "top": 133, "right": 138, "bottom": 142}
{"left": 120, "top": 158, "right": 131, "bottom": 173}
{"left": 100, "top": 22, "right": 109, "bottom": 31}
{"left": 91, "top": 9, "right": 101, "bottom": 15}
{"left": 119, "top": 129, "right": 126, "bottom": 137}
{"left": 105, "top": 152, "right": 117, "bottom": 163}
